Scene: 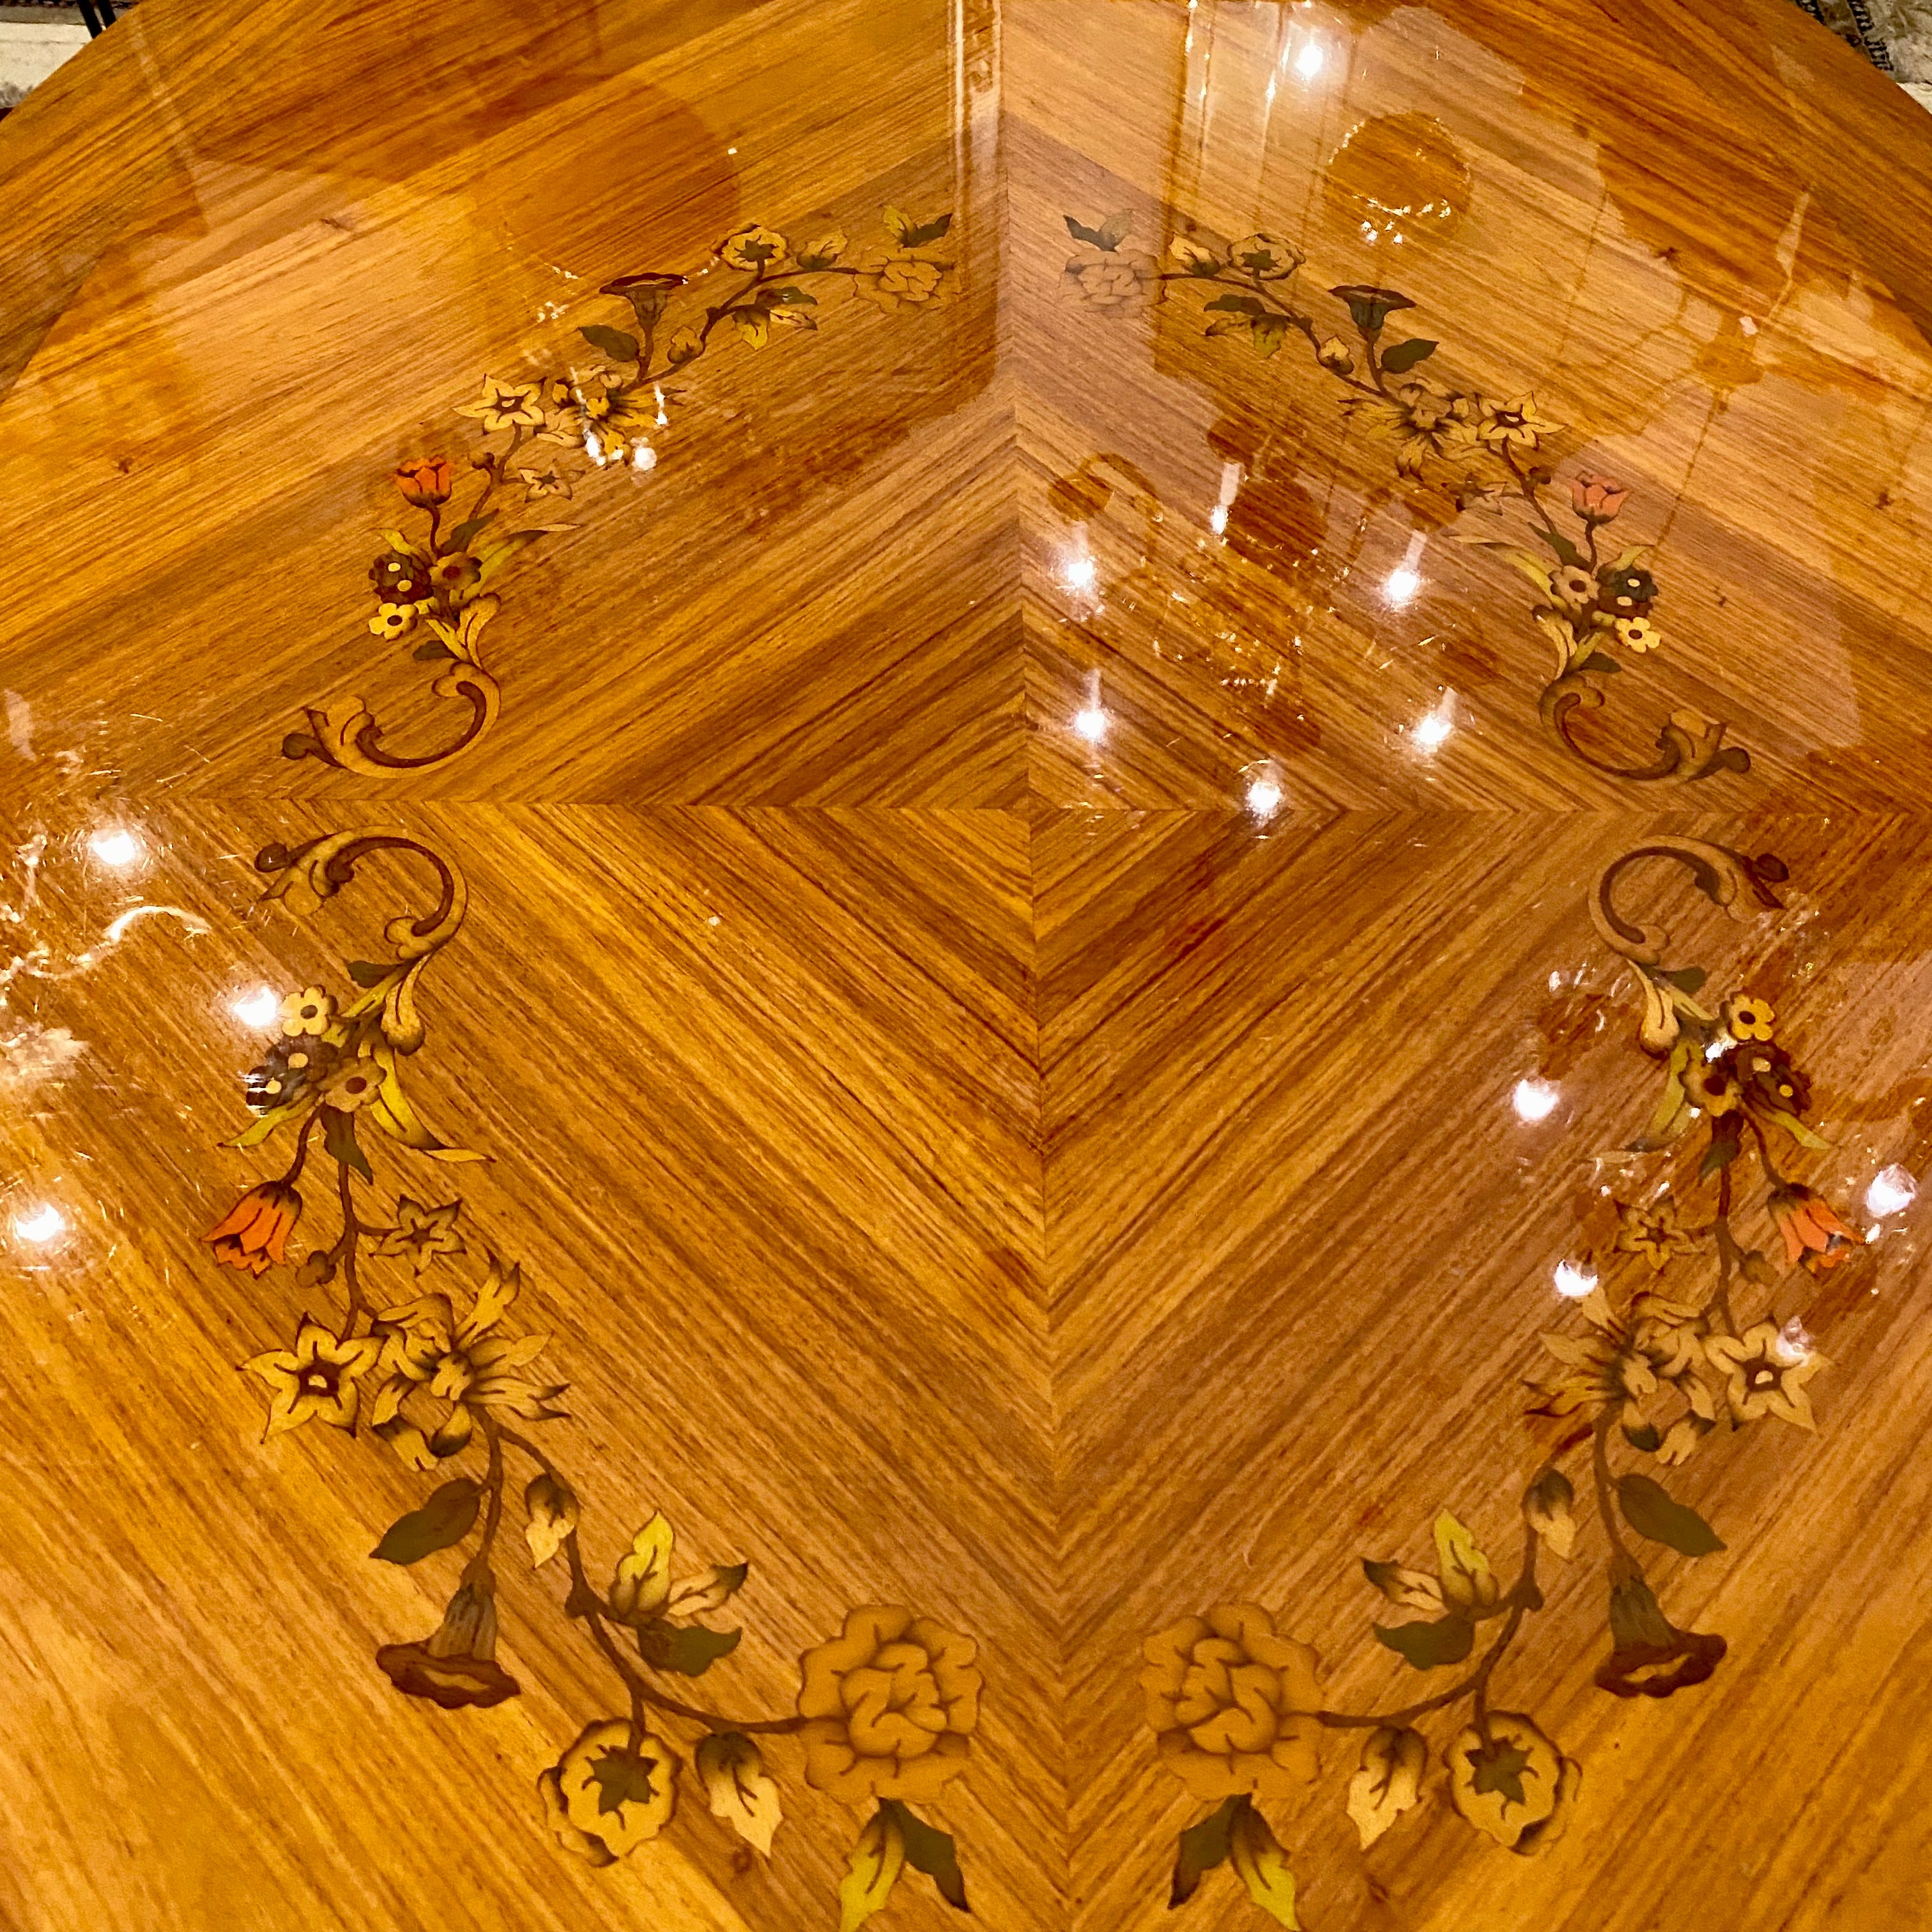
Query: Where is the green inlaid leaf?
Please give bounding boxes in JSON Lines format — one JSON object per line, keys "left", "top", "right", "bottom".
{"left": 1170, "top": 1795, "right": 1240, "bottom": 1905}
{"left": 323, "top": 1104, "right": 372, "bottom": 1182}
{"left": 1617, "top": 1473, "right": 1726, "bottom": 1556}
{"left": 1468, "top": 1740, "right": 1532, "bottom": 1807}
{"left": 1374, "top": 1613, "right": 1475, "bottom": 1669}
{"left": 1577, "top": 650, "right": 1621, "bottom": 675}
{"left": 370, "top": 1476, "right": 481, "bottom": 1564}
{"left": 579, "top": 323, "right": 640, "bottom": 362}
{"left": 636, "top": 1621, "right": 742, "bottom": 1675}
{"left": 839, "top": 1808, "right": 905, "bottom": 1932}
{"left": 881, "top": 1802, "right": 968, "bottom": 1910}
{"left": 1379, "top": 336, "right": 1438, "bottom": 373}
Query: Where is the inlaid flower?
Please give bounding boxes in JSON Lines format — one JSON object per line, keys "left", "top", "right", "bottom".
{"left": 1474, "top": 394, "right": 1561, "bottom": 451}
{"left": 1570, "top": 473, "right": 1629, "bottom": 520}
{"left": 1170, "top": 235, "right": 1223, "bottom": 273}
{"left": 456, "top": 376, "right": 546, "bottom": 433}
{"left": 1614, "top": 616, "right": 1660, "bottom": 653}
{"left": 1767, "top": 1184, "right": 1854, "bottom": 1272}
{"left": 1227, "top": 232, "right": 1302, "bottom": 279}
{"left": 1704, "top": 1321, "right": 1826, "bottom": 1427}
{"left": 368, "top": 601, "right": 420, "bottom": 640}
{"left": 430, "top": 552, "right": 482, "bottom": 602}
{"left": 797, "top": 1605, "right": 981, "bottom": 1802}
{"left": 1614, "top": 1200, "right": 1698, "bottom": 1271}
{"left": 374, "top": 1196, "right": 466, "bottom": 1274}
{"left": 1445, "top": 1710, "right": 1577, "bottom": 1850}
{"left": 519, "top": 465, "right": 572, "bottom": 500}
{"left": 393, "top": 457, "right": 454, "bottom": 508}
{"left": 1315, "top": 335, "right": 1355, "bottom": 374}
{"left": 245, "top": 1314, "right": 380, "bottom": 1436}
{"left": 205, "top": 1180, "right": 304, "bottom": 1275}
{"left": 1682, "top": 1042, "right": 1745, "bottom": 1115}
{"left": 321, "top": 1059, "right": 383, "bottom": 1112}
{"left": 718, "top": 226, "right": 790, "bottom": 272}
{"left": 1594, "top": 1575, "right": 1726, "bottom": 1698}
{"left": 1724, "top": 995, "right": 1775, "bottom": 1042}
{"left": 1140, "top": 1603, "right": 1322, "bottom": 1804}
{"left": 1060, "top": 241, "right": 1159, "bottom": 310}
{"left": 540, "top": 1721, "right": 678, "bottom": 1861}
{"left": 370, "top": 1254, "right": 566, "bottom": 1457}
{"left": 1344, "top": 385, "right": 1475, "bottom": 478}
{"left": 376, "top": 1580, "right": 520, "bottom": 1710}
{"left": 370, "top": 551, "right": 434, "bottom": 602}
{"left": 855, "top": 243, "right": 952, "bottom": 311}
{"left": 1549, "top": 564, "right": 1596, "bottom": 608}
{"left": 245, "top": 1036, "right": 337, "bottom": 1115}
{"left": 279, "top": 986, "right": 334, "bottom": 1038}
{"left": 1597, "top": 562, "right": 1657, "bottom": 613}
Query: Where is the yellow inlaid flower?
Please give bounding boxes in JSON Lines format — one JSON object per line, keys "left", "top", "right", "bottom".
{"left": 368, "top": 602, "right": 419, "bottom": 640}
{"left": 1445, "top": 1710, "right": 1577, "bottom": 1851}
{"left": 718, "top": 226, "right": 790, "bottom": 273}
{"left": 1705, "top": 1321, "right": 1827, "bottom": 1427}
{"left": 279, "top": 986, "right": 334, "bottom": 1037}
{"left": 1474, "top": 394, "right": 1561, "bottom": 450}
{"left": 519, "top": 466, "right": 572, "bottom": 501}
{"left": 1060, "top": 243, "right": 1159, "bottom": 311}
{"left": 797, "top": 1606, "right": 981, "bottom": 1802}
{"left": 1227, "top": 232, "right": 1303, "bottom": 280}
{"left": 322, "top": 1059, "right": 383, "bottom": 1112}
{"left": 1614, "top": 1199, "right": 1697, "bottom": 1271}
{"left": 245, "top": 1315, "right": 381, "bottom": 1438}
{"left": 1553, "top": 565, "right": 1596, "bottom": 608}
{"left": 1614, "top": 615, "right": 1660, "bottom": 653}
{"left": 1724, "top": 995, "right": 1775, "bottom": 1042}
{"left": 855, "top": 245, "right": 952, "bottom": 311}
{"left": 542, "top": 1721, "right": 678, "bottom": 1862}
{"left": 1315, "top": 336, "right": 1354, "bottom": 375}
{"left": 373, "top": 1195, "right": 466, "bottom": 1274}
{"left": 455, "top": 376, "right": 546, "bottom": 433}
{"left": 1140, "top": 1603, "right": 1322, "bottom": 1803}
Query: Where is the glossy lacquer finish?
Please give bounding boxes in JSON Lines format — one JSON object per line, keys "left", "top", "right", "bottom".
{"left": 4, "top": 1, "right": 1932, "bottom": 1929}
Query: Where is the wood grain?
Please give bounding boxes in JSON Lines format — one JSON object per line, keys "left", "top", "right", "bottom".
{"left": 6, "top": 0, "right": 1932, "bottom": 1925}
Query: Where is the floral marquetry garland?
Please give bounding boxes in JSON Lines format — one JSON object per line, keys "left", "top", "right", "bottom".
{"left": 1058, "top": 210, "right": 1753, "bottom": 786}
{"left": 289, "top": 209, "right": 956, "bottom": 779}
{"left": 1140, "top": 838, "right": 1853, "bottom": 1928}
{"left": 204, "top": 829, "right": 979, "bottom": 1928}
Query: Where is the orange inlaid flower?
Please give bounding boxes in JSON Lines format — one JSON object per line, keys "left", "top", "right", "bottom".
{"left": 1569, "top": 473, "right": 1629, "bottom": 521}
{"left": 205, "top": 1180, "right": 303, "bottom": 1275}
{"left": 394, "top": 458, "right": 454, "bottom": 508}
{"left": 1767, "top": 1183, "right": 1855, "bottom": 1271}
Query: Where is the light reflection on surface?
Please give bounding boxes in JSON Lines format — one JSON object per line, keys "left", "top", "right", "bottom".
{"left": 1245, "top": 775, "right": 1284, "bottom": 817}
{"left": 1512, "top": 1076, "right": 1560, "bottom": 1121}
{"left": 12, "top": 1204, "right": 66, "bottom": 1245}
{"left": 1554, "top": 1259, "right": 1597, "bottom": 1298}
{"left": 231, "top": 986, "right": 280, "bottom": 1029}
{"left": 1865, "top": 1164, "right": 1917, "bottom": 1218}
{"left": 87, "top": 828, "right": 142, "bottom": 868}
{"left": 1413, "top": 692, "right": 1455, "bottom": 753}
{"left": 1071, "top": 705, "right": 1109, "bottom": 743}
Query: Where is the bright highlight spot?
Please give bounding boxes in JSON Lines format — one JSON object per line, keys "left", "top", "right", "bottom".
{"left": 1062, "top": 553, "right": 1098, "bottom": 594}
{"left": 231, "top": 987, "right": 280, "bottom": 1028}
{"left": 1554, "top": 1260, "right": 1597, "bottom": 1298}
{"left": 1513, "top": 1077, "right": 1560, "bottom": 1122}
{"left": 1413, "top": 697, "right": 1455, "bottom": 752}
{"left": 633, "top": 445, "right": 657, "bottom": 471}
{"left": 1383, "top": 566, "right": 1422, "bottom": 607}
{"left": 88, "top": 829, "right": 141, "bottom": 868}
{"left": 13, "top": 1204, "right": 66, "bottom": 1244}
{"left": 1294, "top": 40, "right": 1325, "bottom": 77}
{"left": 1246, "top": 778, "right": 1284, "bottom": 817}
{"left": 1866, "top": 1164, "right": 1917, "bottom": 1219}
{"left": 1072, "top": 707, "right": 1109, "bottom": 743}
{"left": 1209, "top": 504, "right": 1230, "bottom": 535}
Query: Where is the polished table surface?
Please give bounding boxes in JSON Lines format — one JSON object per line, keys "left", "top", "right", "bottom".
{"left": 5, "top": 1, "right": 1932, "bottom": 1928}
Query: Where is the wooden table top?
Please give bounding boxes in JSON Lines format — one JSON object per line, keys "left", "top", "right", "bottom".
{"left": 4, "top": 1, "right": 1932, "bottom": 1929}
